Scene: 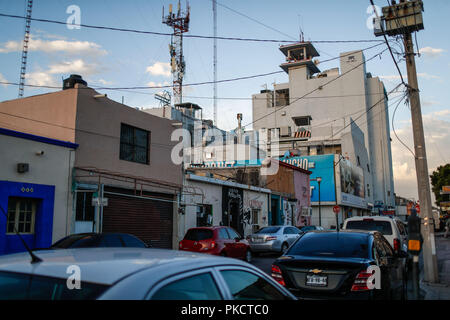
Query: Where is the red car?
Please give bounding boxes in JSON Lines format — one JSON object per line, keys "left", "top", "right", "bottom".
{"left": 179, "top": 226, "right": 252, "bottom": 262}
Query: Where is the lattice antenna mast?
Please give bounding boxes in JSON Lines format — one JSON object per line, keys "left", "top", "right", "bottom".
{"left": 213, "top": 0, "right": 217, "bottom": 126}
{"left": 18, "top": 0, "right": 33, "bottom": 98}
{"left": 163, "top": 1, "right": 190, "bottom": 105}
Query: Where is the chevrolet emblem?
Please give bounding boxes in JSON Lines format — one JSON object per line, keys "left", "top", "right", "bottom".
{"left": 310, "top": 269, "right": 322, "bottom": 274}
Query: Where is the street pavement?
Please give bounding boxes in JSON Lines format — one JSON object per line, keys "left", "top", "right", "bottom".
{"left": 250, "top": 252, "right": 281, "bottom": 276}
{"left": 419, "top": 231, "right": 450, "bottom": 300}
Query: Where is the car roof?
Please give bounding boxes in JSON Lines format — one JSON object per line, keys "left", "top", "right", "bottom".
{"left": 0, "top": 248, "right": 250, "bottom": 286}
{"left": 344, "top": 215, "right": 396, "bottom": 222}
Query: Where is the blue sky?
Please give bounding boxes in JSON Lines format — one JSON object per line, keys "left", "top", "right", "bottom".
{"left": 0, "top": 0, "right": 449, "bottom": 201}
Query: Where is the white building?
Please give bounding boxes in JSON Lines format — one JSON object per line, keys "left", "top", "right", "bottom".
{"left": 252, "top": 42, "right": 395, "bottom": 210}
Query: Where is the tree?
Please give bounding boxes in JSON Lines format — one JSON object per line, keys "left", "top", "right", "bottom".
{"left": 430, "top": 164, "right": 450, "bottom": 206}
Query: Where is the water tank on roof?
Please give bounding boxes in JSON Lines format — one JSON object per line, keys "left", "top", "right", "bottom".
{"left": 63, "top": 74, "right": 87, "bottom": 90}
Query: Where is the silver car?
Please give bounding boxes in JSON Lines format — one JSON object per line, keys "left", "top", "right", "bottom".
{"left": 0, "top": 248, "right": 296, "bottom": 300}
{"left": 247, "top": 226, "right": 302, "bottom": 254}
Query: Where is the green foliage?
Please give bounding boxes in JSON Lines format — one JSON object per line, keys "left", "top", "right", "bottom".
{"left": 430, "top": 164, "right": 450, "bottom": 206}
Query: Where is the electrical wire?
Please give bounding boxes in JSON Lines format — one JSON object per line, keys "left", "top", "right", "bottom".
{"left": 242, "top": 47, "right": 389, "bottom": 129}
{"left": 392, "top": 92, "right": 416, "bottom": 159}
{"left": 0, "top": 12, "right": 385, "bottom": 44}
{"left": 369, "top": 0, "right": 407, "bottom": 87}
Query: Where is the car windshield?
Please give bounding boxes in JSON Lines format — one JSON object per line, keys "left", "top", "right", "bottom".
{"left": 51, "top": 234, "right": 98, "bottom": 248}
{"left": 184, "top": 229, "right": 213, "bottom": 241}
{"left": 0, "top": 271, "right": 109, "bottom": 300}
{"left": 346, "top": 220, "right": 393, "bottom": 235}
{"left": 288, "top": 233, "right": 369, "bottom": 258}
{"left": 256, "top": 227, "right": 280, "bottom": 234}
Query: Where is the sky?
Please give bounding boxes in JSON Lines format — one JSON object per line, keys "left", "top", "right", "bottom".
{"left": 0, "top": 0, "right": 449, "bottom": 203}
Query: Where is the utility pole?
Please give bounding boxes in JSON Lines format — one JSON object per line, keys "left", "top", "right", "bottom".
{"left": 373, "top": 0, "right": 438, "bottom": 283}
{"left": 213, "top": 0, "right": 218, "bottom": 126}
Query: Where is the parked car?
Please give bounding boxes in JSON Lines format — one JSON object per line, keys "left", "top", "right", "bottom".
{"left": 342, "top": 216, "right": 408, "bottom": 256}
{"left": 0, "top": 248, "right": 296, "bottom": 300}
{"left": 299, "top": 225, "right": 325, "bottom": 233}
{"left": 49, "top": 233, "right": 149, "bottom": 249}
{"left": 271, "top": 230, "right": 407, "bottom": 300}
{"left": 247, "top": 226, "right": 302, "bottom": 255}
{"left": 179, "top": 226, "right": 252, "bottom": 262}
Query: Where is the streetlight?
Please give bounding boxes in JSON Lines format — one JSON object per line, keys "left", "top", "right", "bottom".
{"left": 311, "top": 177, "right": 322, "bottom": 227}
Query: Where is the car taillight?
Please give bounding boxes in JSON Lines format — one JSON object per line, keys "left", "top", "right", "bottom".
{"left": 179, "top": 241, "right": 183, "bottom": 249}
{"left": 210, "top": 241, "right": 216, "bottom": 249}
{"left": 351, "top": 271, "right": 372, "bottom": 292}
{"left": 393, "top": 238, "right": 400, "bottom": 252}
{"left": 271, "top": 265, "right": 286, "bottom": 286}
{"left": 266, "top": 236, "right": 277, "bottom": 241}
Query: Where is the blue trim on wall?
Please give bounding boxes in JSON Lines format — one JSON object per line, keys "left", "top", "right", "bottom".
{"left": 0, "top": 181, "right": 55, "bottom": 256}
{"left": 0, "top": 127, "right": 78, "bottom": 149}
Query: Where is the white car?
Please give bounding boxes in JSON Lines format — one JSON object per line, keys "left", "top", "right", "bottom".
{"left": 342, "top": 216, "right": 408, "bottom": 256}
{"left": 0, "top": 248, "right": 296, "bottom": 300}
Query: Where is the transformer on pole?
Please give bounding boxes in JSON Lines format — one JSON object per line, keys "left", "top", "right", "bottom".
{"left": 162, "top": 1, "right": 190, "bottom": 105}
{"left": 18, "top": 0, "right": 33, "bottom": 98}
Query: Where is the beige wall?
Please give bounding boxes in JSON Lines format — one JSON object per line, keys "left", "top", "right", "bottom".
{"left": 74, "top": 86, "right": 182, "bottom": 188}
{"left": 0, "top": 85, "right": 182, "bottom": 190}
{"left": 0, "top": 90, "right": 77, "bottom": 142}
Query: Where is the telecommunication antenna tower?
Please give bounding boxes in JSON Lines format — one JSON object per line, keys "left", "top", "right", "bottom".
{"left": 18, "top": 0, "right": 33, "bottom": 98}
{"left": 162, "top": 1, "right": 190, "bottom": 105}
{"left": 212, "top": 0, "right": 217, "bottom": 126}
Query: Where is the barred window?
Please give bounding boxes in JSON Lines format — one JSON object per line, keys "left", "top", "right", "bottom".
{"left": 120, "top": 123, "right": 150, "bottom": 164}
{"left": 6, "top": 198, "right": 37, "bottom": 234}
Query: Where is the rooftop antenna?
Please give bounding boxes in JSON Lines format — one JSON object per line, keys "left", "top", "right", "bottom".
{"left": 18, "top": 0, "right": 33, "bottom": 98}
{"left": 0, "top": 204, "right": 42, "bottom": 264}
{"left": 162, "top": 1, "right": 190, "bottom": 105}
{"left": 298, "top": 14, "right": 304, "bottom": 42}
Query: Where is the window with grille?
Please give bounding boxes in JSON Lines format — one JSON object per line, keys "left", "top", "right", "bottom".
{"left": 120, "top": 123, "right": 150, "bottom": 164}
{"left": 6, "top": 198, "right": 37, "bottom": 234}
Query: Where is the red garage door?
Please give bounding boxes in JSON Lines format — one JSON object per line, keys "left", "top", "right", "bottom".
{"left": 102, "top": 188, "right": 174, "bottom": 249}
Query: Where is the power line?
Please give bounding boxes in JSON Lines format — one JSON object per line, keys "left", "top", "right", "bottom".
{"left": 369, "top": 0, "right": 406, "bottom": 86}
{"left": 242, "top": 47, "right": 389, "bottom": 129}
{"left": 392, "top": 92, "right": 416, "bottom": 158}
{"left": 0, "top": 12, "right": 384, "bottom": 44}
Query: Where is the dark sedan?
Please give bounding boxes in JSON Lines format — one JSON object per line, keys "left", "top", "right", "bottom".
{"left": 271, "top": 230, "right": 407, "bottom": 300}
{"left": 50, "top": 233, "right": 149, "bottom": 249}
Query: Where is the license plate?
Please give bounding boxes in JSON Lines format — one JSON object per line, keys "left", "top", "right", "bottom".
{"left": 306, "top": 275, "right": 328, "bottom": 287}
{"left": 252, "top": 238, "right": 263, "bottom": 243}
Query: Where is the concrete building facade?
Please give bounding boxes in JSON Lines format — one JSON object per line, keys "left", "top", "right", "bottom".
{"left": 252, "top": 42, "right": 395, "bottom": 211}
{"left": 0, "top": 128, "right": 77, "bottom": 255}
{"left": 0, "top": 77, "right": 183, "bottom": 249}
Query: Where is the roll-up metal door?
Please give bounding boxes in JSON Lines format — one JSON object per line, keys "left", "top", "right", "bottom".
{"left": 102, "top": 188, "right": 174, "bottom": 249}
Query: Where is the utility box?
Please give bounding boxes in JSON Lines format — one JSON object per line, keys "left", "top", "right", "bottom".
{"left": 374, "top": 0, "right": 424, "bottom": 37}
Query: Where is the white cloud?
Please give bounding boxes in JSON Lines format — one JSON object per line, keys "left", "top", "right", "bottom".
{"left": 0, "top": 73, "right": 7, "bottom": 87}
{"left": 96, "top": 79, "right": 114, "bottom": 86}
{"left": 47, "top": 59, "right": 99, "bottom": 75}
{"left": 25, "top": 72, "right": 59, "bottom": 87}
{"left": 391, "top": 114, "right": 450, "bottom": 203}
{"left": 25, "top": 59, "right": 101, "bottom": 88}
{"left": 419, "top": 47, "right": 445, "bottom": 58}
{"left": 0, "top": 37, "right": 106, "bottom": 56}
{"left": 380, "top": 73, "right": 440, "bottom": 82}
{"left": 146, "top": 62, "right": 171, "bottom": 77}
{"left": 147, "top": 81, "right": 170, "bottom": 88}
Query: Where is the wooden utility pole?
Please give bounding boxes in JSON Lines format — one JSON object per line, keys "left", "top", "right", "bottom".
{"left": 373, "top": 0, "right": 438, "bottom": 283}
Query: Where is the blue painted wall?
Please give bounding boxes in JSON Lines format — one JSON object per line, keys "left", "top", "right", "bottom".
{"left": 280, "top": 154, "right": 336, "bottom": 203}
{"left": 0, "top": 181, "right": 55, "bottom": 255}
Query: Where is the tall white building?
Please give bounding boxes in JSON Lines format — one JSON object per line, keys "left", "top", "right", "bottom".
{"left": 252, "top": 42, "right": 395, "bottom": 210}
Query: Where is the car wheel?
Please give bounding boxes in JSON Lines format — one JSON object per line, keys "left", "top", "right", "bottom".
{"left": 245, "top": 250, "right": 252, "bottom": 263}
{"left": 281, "top": 243, "right": 289, "bottom": 254}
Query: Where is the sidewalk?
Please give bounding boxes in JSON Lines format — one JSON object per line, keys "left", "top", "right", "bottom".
{"left": 420, "top": 231, "right": 450, "bottom": 300}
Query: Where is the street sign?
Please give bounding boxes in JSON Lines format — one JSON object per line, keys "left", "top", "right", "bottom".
{"left": 92, "top": 197, "right": 108, "bottom": 207}
{"left": 333, "top": 205, "right": 340, "bottom": 214}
